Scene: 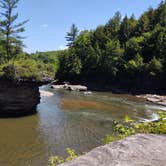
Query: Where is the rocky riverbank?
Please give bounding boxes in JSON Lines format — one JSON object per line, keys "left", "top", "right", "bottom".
{"left": 136, "top": 94, "right": 166, "bottom": 106}
{"left": 60, "top": 134, "right": 166, "bottom": 166}
{"left": 0, "top": 80, "right": 40, "bottom": 117}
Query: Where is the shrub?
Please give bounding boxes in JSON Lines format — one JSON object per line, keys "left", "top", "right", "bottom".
{"left": 0, "top": 58, "right": 55, "bottom": 82}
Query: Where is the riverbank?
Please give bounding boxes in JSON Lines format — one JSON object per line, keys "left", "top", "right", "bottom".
{"left": 50, "top": 111, "right": 166, "bottom": 166}
{"left": 59, "top": 134, "right": 166, "bottom": 166}
{"left": 136, "top": 94, "right": 166, "bottom": 106}
{"left": 51, "top": 81, "right": 166, "bottom": 107}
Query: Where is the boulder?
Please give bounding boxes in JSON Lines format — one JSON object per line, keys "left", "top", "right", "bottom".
{"left": 51, "top": 84, "right": 88, "bottom": 91}
{"left": 0, "top": 80, "right": 40, "bottom": 117}
{"left": 136, "top": 94, "right": 166, "bottom": 106}
{"left": 51, "top": 85, "right": 65, "bottom": 89}
{"left": 66, "top": 85, "right": 87, "bottom": 91}
{"left": 60, "top": 134, "right": 166, "bottom": 166}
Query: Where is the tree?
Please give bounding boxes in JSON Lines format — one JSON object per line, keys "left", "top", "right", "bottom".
{"left": 66, "top": 24, "right": 79, "bottom": 47}
{"left": 0, "top": 0, "right": 28, "bottom": 61}
{"left": 136, "top": 13, "right": 150, "bottom": 35}
{"left": 156, "top": 0, "right": 166, "bottom": 27}
{"left": 125, "top": 36, "right": 144, "bottom": 60}
{"left": 119, "top": 15, "right": 137, "bottom": 46}
{"left": 105, "top": 11, "right": 121, "bottom": 39}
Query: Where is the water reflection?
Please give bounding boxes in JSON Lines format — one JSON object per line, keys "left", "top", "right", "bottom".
{"left": 0, "top": 85, "right": 165, "bottom": 165}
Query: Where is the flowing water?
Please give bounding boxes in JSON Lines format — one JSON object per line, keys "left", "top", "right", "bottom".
{"left": 0, "top": 85, "right": 165, "bottom": 166}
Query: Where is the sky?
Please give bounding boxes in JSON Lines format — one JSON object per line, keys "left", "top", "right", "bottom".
{"left": 16, "top": 0, "right": 162, "bottom": 53}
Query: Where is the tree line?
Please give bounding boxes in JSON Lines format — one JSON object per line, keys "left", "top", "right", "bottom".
{"left": 57, "top": 1, "right": 166, "bottom": 91}
{"left": 0, "top": 0, "right": 165, "bottom": 89}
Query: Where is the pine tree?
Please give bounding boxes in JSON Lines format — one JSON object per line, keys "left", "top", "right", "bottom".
{"left": 0, "top": 0, "right": 28, "bottom": 61}
{"left": 66, "top": 24, "right": 78, "bottom": 47}
{"left": 105, "top": 11, "right": 121, "bottom": 39}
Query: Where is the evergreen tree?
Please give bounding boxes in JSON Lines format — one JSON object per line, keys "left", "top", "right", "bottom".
{"left": 0, "top": 0, "right": 28, "bottom": 61}
{"left": 105, "top": 11, "right": 121, "bottom": 39}
{"left": 119, "top": 15, "right": 137, "bottom": 46}
{"left": 65, "top": 24, "right": 79, "bottom": 47}
{"left": 156, "top": 1, "right": 166, "bottom": 26}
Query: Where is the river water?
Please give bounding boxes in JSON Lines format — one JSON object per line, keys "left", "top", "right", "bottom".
{"left": 0, "top": 85, "right": 165, "bottom": 166}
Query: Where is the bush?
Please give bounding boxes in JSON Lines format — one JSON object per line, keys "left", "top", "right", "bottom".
{"left": 103, "top": 111, "right": 166, "bottom": 144}
{"left": 0, "top": 58, "right": 55, "bottom": 82}
{"left": 49, "top": 148, "right": 79, "bottom": 166}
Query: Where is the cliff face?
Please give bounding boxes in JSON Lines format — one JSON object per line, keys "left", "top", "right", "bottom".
{"left": 0, "top": 80, "right": 40, "bottom": 117}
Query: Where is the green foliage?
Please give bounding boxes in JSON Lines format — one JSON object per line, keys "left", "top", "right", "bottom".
{"left": 103, "top": 112, "right": 166, "bottom": 144}
{"left": 49, "top": 148, "right": 79, "bottom": 166}
{"left": 125, "top": 54, "right": 144, "bottom": 76}
{"left": 0, "top": 0, "right": 28, "bottom": 60}
{"left": 49, "top": 113, "right": 166, "bottom": 165}
{"left": 66, "top": 24, "right": 79, "bottom": 47}
{"left": 147, "top": 57, "right": 163, "bottom": 76}
{"left": 31, "top": 50, "right": 60, "bottom": 72}
{"left": 0, "top": 58, "right": 55, "bottom": 81}
{"left": 119, "top": 15, "right": 137, "bottom": 45}
{"left": 113, "top": 123, "right": 136, "bottom": 137}
{"left": 102, "top": 135, "right": 116, "bottom": 144}
{"left": 56, "top": 1, "right": 166, "bottom": 89}
{"left": 125, "top": 36, "right": 144, "bottom": 60}
{"left": 135, "top": 111, "right": 166, "bottom": 134}
{"left": 124, "top": 115, "right": 134, "bottom": 123}
{"left": 105, "top": 11, "right": 121, "bottom": 39}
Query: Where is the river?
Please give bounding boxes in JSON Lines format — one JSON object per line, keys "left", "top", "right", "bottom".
{"left": 0, "top": 85, "right": 165, "bottom": 166}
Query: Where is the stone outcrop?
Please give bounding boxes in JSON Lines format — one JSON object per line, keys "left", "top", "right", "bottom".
{"left": 51, "top": 84, "right": 88, "bottom": 91}
{"left": 136, "top": 94, "right": 166, "bottom": 106}
{"left": 0, "top": 80, "right": 40, "bottom": 117}
{"left": 60, "top": 134, "right": 166, "bottom": 166}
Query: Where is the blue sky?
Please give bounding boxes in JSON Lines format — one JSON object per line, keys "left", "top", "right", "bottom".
{"left": 16, "top": 0, "right": 162, "bottom": 53}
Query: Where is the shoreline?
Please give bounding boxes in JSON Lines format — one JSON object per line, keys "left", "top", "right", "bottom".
{"left": 51, "top": 82, "right": 166, "bottom": 106}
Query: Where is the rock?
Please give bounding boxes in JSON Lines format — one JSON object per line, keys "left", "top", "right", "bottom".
{"left": 51, "top": 84, "right": 88, "bottom": 91}
{"left": 0, "top": 80, "right": 40, "bottom": 117}
{"left": 59, "top": 134, "right": 166, "bottom": 166}
{"left": 67, "top": 85, "right": 87, "bottom": 91}
{"left": 51, "top": 85, "right": 65, "bottom": 89}
{"left": 84, "top": 91, "right": 92, "bottom": 95}
{"left": 136, "top": 94, "right": 166, "bottom": 106}
{"left": 40, "top": 90, "right": 54, "bottom": 97}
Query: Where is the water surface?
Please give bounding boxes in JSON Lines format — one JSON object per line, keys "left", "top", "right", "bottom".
{"left": 0, "top": 85, "right": 165, "bottom": 166}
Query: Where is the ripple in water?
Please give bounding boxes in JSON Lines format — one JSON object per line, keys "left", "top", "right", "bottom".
{"left": 0, "top": 85, "right": 165, "bottom": 166}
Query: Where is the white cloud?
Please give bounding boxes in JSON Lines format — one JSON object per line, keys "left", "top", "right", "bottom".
{"left": 58, "top": 45, "right": 68, "bottom": 50}
{"left": 41, "top": 24, "right": 49, "bottom": 28}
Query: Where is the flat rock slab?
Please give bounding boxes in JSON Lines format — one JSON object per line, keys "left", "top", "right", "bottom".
{"left": 60, "top": 134, "right": 166, "bottom": 166}
{"left": 51, "top": 84, "right": 88, "bottom": 91}
{"left": 136, "top": 94, "right": 166, "bottom": 106}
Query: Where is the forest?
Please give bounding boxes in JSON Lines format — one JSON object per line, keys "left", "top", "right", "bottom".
{"left": 0, "top": 0, "right": 166, "bottom": 92}
{"left": 56, "top": 1, "right": 166, "bottom": 92}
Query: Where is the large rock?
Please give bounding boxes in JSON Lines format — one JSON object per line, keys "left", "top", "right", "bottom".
{"left": 60, "top": 134, "right": 166, "bottom": 166}
{"left": 0, "top": 80, "right": 40, "bottom": 117}
{"left": 136, "top": 94, "right": 166, "bottom": 106}
{"left": 51, "top": 84, "right": 88, "bottom": 91}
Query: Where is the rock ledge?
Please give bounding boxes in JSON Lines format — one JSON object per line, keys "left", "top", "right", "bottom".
{"left": 60, "top": 134, "right": 166, "bottom": 166}
{"left": 0, "top": 80, "right": 40, "bottom": 117}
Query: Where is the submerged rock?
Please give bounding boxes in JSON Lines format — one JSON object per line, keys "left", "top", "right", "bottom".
{"left": 84, "top": 91, "right": 92, "bottom": 95}
{"left": 0, "top": 80, "right": 40, "bottom": 117}
{"left": 60, "top": 134, "right": 166, "bottom": 166}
